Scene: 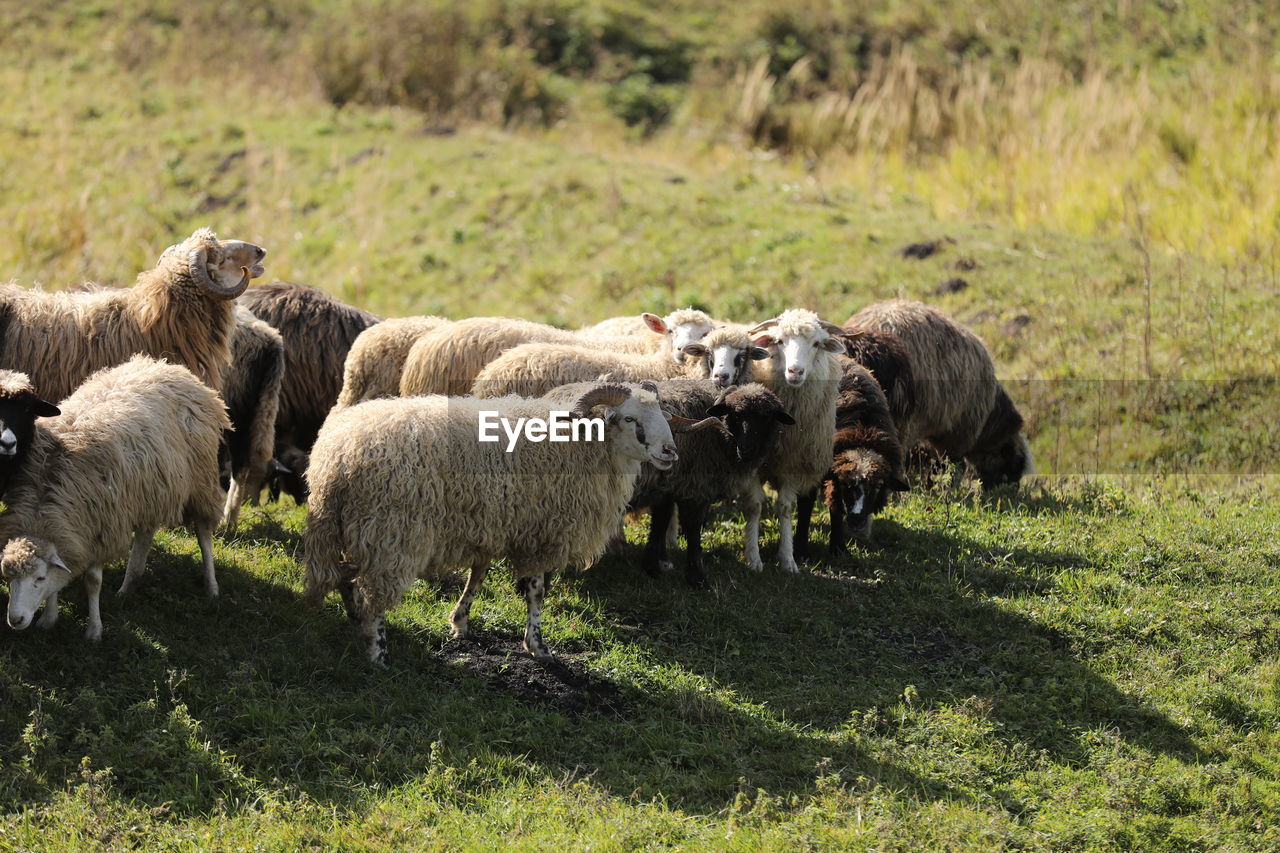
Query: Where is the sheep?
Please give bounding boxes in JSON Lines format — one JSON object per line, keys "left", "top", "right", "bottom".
{"left": 581, "top": 308, "right": 719, "bottom": 363}
{"left": 794, "top": 360, "right": 907, "bottom": 558}
{"left": 679, "top": 325, "right": 771, "bottom": 390}
{"left": 836, "top": 325, "right": 916, "bottom": 426}
{"left": 845, "top": 299, "right": 1033, "bottom": 489}
{"left": 334, "top": 315, "right": 451, "bottom": 408}
{"left": 0, "top": 372, "right": 60, "bottom": 498}
{"left": 552, "top": 381, "right": 793, "bottom": 588}
{"left": 237, "top": 282, "right": 382, "bottom": 503}
{"left": 1, "top": 357, "right": 230, "bottom": 641}
{"left": 219, "top": 306, "right": 286, "bottom": 528}
{"left": 400, "top": 312, "right": 715, "bottom": 397}
{"left": 0, "top": 228, "right": 265, "bottom": 402}
{"left": 743, "top": 309, "right": 847, "bottom": 573}
{"left": 303, "top": 382, "right": 679, "bottom": 664}
{"left": 472, "top": 337, "right": 713, "bottom": 399}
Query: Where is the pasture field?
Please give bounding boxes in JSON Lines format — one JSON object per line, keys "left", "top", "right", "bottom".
{"left": 2, "top": 1, "right": 1280, "bottom": 850}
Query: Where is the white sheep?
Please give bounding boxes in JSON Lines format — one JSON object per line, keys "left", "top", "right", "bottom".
{"left": 679, "top": 324, "right": 771, "bottom": 389}
{"left": 1, "top": 357, "right": 230, "bottom": 641}
{"left": 580, "top": 308, "right": 719, "bottom": 363}
{"left": 335, "top": 315, "right": 451, "bottom": 408}
{"left": 303, "top": 383, "right": 678, "bottom": 664}
{"left": 471, "top": 338, "right": 711, "bottom": 399}
{"left": 743, "top": 309, "right": 846, "bottom": 573}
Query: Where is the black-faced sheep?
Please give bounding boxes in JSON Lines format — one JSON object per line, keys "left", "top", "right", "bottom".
{"left": 679, "top": 325, "right": 771, "bottom": 390}
{"left": 0, "top": 228, "right": 265, "bottom": 402}
{"left": 794, "top": 360, "right": 907, "bottom": 557}
{"left": 744, "top": 309, "right": 846, "bottom": 573}
{"left": 237, "top": 282, "right": 382, "bottom": 503}
{"left": 399, "top": 313, "right": 714, "bottom": 397}
{"left": 845, "top": 299, "right": 1033, "bottom": 489}
{"left": 0, "top": 371, "right": 60, "bottom": 499}
{"left": 303, "top": 383, "right": 678, "bottom": 664}
{"left": 1, "top": 357, "right": 230, "bottom": 641}
{"left": 220, "top": 306, "right": 286, "bottom": 528}
{"left": 335, "top": 315, "right": 450, "bottom": 408}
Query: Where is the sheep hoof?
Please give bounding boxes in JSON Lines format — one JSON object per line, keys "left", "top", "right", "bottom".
{"left": 746, "top": 557, "right": 765, "bottom": 573}
{"left": 84, "top": 625, "right": 102, "bottom": 642}
{"left": 779, "top": 558, "right": 801, "bottom": 574}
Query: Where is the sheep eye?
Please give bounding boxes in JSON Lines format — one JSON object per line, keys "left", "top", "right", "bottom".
{"left": 35, "top": 575, "right": 46, "bottom": 583}
{"left": 624, "top": 416, "right": 635, "bottom": 423}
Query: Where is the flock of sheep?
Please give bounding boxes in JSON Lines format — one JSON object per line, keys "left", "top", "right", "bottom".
{"left": 0, "top": 228, "right": 1032, "bottom": 665}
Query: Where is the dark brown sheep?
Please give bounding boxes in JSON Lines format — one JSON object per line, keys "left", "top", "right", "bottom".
{"left": 220, "top": 306, "right": 286, "bottom": 528}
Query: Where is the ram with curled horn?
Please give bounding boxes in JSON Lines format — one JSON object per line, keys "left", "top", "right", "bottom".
{"left": 0, "top": 227, "right": 266, "bottom": 401}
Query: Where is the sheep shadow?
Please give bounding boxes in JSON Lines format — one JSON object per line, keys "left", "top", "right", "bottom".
{"left": 0, "top": 541, "right": 961, "bottom": 819}
{"left": 582, "top": 510, "right": 1208, "bottom": 773}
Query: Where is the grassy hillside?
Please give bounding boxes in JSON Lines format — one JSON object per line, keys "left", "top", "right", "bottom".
{"left": 2, "top": 2, "right": 1280, "bottom": 850}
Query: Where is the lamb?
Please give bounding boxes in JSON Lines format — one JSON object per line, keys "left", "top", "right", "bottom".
{"left": 679, "top": 325, "right": 771, "bottom": 389}
{"left": 845, "top": 299, "right": 1033, "bottom": 489}
{"left": 743, "top": 309, "right": 847, "bottom": 573}
{"left": 795, "top": 360, "right": 907, "bottom": 557}
{"left": 237, "top": 282, "right": 382, "bottom": 503}
{"left": 1, "top": 357, "right": 230, "bottom": 641}
{"left": 553, "top": 381, "right": 793, "bottom": 588}
{"left": 580, "top": 308, "right": 719, "bottom": 363}
{"left": 0, "top": 228, "right": 265, "bottom": 401}
{"left": 219, "top": 306, "right": 286, "bottom": 528}
{"left": 303, "top": 382, "right": 680, "bottom": 664}
{"left": 471, "top": 337, "right": 712, "bottom": 399}
{"left": 0, "top": 372, "right": 60, "bottom": 498}
{"left": 399, "top": 312, "right": 715, "bottom": 397}
{"left": 335, "top": 315, "right": 451, "bottom": 408}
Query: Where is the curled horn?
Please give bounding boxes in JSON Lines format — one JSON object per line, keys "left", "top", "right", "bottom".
{"left": 666, "top": 413, "right": 728, "bottom": 436}
{"left": 746, "top": 317, "right": 780, "bottom": 336}
{"left": 638, "top": 380, "right": 659, "bottom": 395}
{"left": 570, "top": 383, "right": 632, "bottom": 418}
{"left": 190, "top": 241, "right": 251, "bottom": 298}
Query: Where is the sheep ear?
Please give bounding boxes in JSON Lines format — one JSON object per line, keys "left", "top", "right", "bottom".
{"left": 889, "top": 476, "right": 910, "bottom": 491}
{"left": 747, "top": 347, "right": 771, "bottom": 360}
{"left": 819, "top": 337, "right": 845, "bottom": 352}
{"left": 642, "top": 313, "right": 668, "bottom": 334}
{"left": 681, "top": 343, "right": 708, "bottom": 357}
{"left": 32, "top": 399, "right": 60, "bottom": 418}
{"left": 751, "top": 334, "right": 778, "bottom": 348}
{"left": 49, "top": 551, "right": 71, "bottom": 574}
{"left": 775, "top": 410, "right": 796, "bottom": 425}
{"left": 706, "top": 403, "right": 731, "bottom": 417}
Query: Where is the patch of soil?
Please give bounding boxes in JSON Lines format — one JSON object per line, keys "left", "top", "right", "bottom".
{"left": 1002, "top": 313, "right": 1033, "bottom": 336}
{"left": 438, "top": 632, "right": 626, "bottom": 716}
{"left": 898, "top": 237, "right": 955, "bottom": 259}
{"left": 954, "top": 256, "right": 978, "bottom": 271}
{"left": 935, "top": 276, "right": 969, "bottom": 295}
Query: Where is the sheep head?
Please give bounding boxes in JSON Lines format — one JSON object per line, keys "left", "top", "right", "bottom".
{"left": 163, "top": 228, "right": 267, "bottom": 299}
{"left": 683, "top": 325, "right": 772, "bottom": 389}
{"left": 748, "top": 310, "right": 845, "bottom": 387}
{"left": 827, "top": 447, "right": 909, "bottom": 540}
{"left": 644, "top": 308, "right": 716, "bottom": 364}
{"left": 706, "top": 383, "right": 795, "bottom": 464}
{"left": 3, "top": 536, "right": 72, "bottom": 631}
{"left": 0, "top": 371, "right": 59, "bottom": 459}
{"left": 571, "top": 383, "right": 678, "bottom": 471}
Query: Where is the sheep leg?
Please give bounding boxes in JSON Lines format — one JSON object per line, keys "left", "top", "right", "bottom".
{"left": 118, "top": 530, "right": 154, "bottom": 596}
{"left": 517, "top": 574, "right": 552, "bottom": 661}
{"left": 83, "top": 567, "right": 103, "bottom": 642}
{"left": 35, "top": 591, "right": 60, "bottom": 629}
{"left": 449, "top": 564, "right": 489, "bottom": 639}
{"left": 776, "top": 487, "right": 800, "bottom": 573}
{"left": 338, "top": 580, "right": 359, "bottom": 622}
{"left": 794, "top": 487, "right": 817, "bottom": 560}
{"left": 641, "top": 498, "right": 676, "bottom": 577}
{"left": 221, "top": 482, "right": 244, "bottom": 531}
{"left": 828, "top": 484, "right": 849, "bottom": 556}
{"left": 743, "top": 484, "right": 765, "bottom": 572}
{"left": 195, "top": 522, "right": 219, "bottom": 598}
{"left": 678, "top": 499, "right": 708, "bottom": 590}
{"left": 358, "top": 611, "right": 390, "bottom": 667}
{"left": 664, "top": 506, "right": 680, "bottom": 552}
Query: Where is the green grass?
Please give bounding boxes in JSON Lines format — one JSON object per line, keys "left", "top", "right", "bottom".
{"left": 3, "top": 482, "right": 1280, "bottom": 850}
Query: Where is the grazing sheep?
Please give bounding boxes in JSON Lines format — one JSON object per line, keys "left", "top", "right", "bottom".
{"left": 335, "top": 315, "right": 450, "bottom": 408}
{"left": 795, "top": 360, "right": 907, "bottom": 557}
{"left": 304, "top": 383, "right": 678, "bottom": 664}
{"left": 238, "top": 282, "right": 382, "bottom": 503}
{"left": 472, "top": 337, "right": 712, "bottom": 399}
{"left": 554, "top": 381, "right": 793, "bottom": 588}
{"left": 679, "top": 325, "right": 771, "bottom": 390}
{"left": 845, "top": 299, "right": 1033, "bottom": 489}
{"left": 0, "top": 372, "right": 60, "bottom": 498}
{"left": 400, "top": 312, "right": 715, "bottom": 397}
{"left": 744, "top": 309, "right": 846, "bottom": 573}
{"left": 220, "top": 306, "right": 286, "bottom": 528}
{"left": 0, "top": 228, "right": 265, "bottom": 401}
{"left": 581, "top": 308, "right": 719, "bottom": 363}
{"left": 1, "top": 357, "right": 230, "bottom": 641}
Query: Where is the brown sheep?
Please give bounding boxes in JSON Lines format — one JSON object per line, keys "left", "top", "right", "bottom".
{"left": 0, "top": 228, "right": 265, "bottom": 401}
{"left": 220, "top": 306, "right": 286, "bottom": 528}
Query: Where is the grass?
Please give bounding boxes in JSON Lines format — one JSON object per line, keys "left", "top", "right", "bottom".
{"left": 3, "top": 482, "right": 1280, "bottom": 850}
{"left": 3, "top": 1, "right": 1280, "bottom": 848}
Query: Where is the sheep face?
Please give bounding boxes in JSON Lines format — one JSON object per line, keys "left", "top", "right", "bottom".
{"left": 3, "top": 538, "right": 72, "bottom": 631}
{"left": 707, "top": 386, "right": 795, "bottom": 465}
{"left": 970, "top": 433, "right": 1034, "bottom": 490}
{"left": 686, "top": 340, "right": 770, "bottom": 389}
{"left": 754, "top": 331, "right": 844, "bottom": 387}
{"left": 212, "top": 240, "right": 267, "bottom": 289}
{"left": 0, "top": 381, "right": 59, "bottom": 458}
{"left": 828, "top": 449, "right": 909, "bottom": 539}
{"left": 159, "top": 229, "right": 267, "bottom": 298}
{"left": 644, "top": 311, "right": 715, "bottom": 364}
{"left": 609, "top": 390, "right": 678, "bottom": 470}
